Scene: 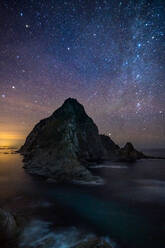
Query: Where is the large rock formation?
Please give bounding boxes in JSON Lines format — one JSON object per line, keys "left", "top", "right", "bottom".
{"left": 20, "top": 98, "right": 148, "bottom": 182}
{"left": 20, "top": 98, "right": 110, "bottom": 183}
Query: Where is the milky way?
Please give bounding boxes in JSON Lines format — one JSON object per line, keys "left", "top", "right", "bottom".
{"left": 0, "top": 0, "right": 165, "bottom": 148}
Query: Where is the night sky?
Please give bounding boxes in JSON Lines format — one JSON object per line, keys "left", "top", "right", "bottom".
{"left": 0, "top": 0, "right": 165, "bottom": 148}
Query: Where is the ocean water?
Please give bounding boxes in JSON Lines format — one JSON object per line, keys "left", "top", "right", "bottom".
{"left": 0, "top": 147, "right": 165, "bottom": 248}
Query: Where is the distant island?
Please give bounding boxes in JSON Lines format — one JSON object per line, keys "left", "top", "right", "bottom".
{"left": 19, "top": 98, "right": 164, "bottom": 183}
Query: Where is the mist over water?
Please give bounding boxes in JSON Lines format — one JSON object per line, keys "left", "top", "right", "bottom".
{"left": 0, "top": 147, "right": 165, "bottom": 248}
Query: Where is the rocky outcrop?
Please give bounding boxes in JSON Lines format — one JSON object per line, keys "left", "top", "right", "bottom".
{"left": 20, "top": 98, "right": 151, "bottom": 182}
{"left": 0, "top": 208, "right": 18, "bottom": 241}
{"left": 20, "top": 98, "right": 107, "bottom": 183}
{"left": 20, "top": 98, "right": 105, "bottom": 162}
{"left": 118, "top": 142, "right": 145, "bottom": 162}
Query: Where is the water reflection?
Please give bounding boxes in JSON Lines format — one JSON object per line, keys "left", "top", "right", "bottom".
{"left": 0, "top": 148, "right": 165, "bottom": 248}
{"left": 0, "top": 146, "right": 35, "bottom": 203}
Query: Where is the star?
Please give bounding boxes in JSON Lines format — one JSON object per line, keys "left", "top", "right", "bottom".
{"left": 136, "top": 102, "right": 141, "bottom": 108}
{"left": 137, "top": 43, "right": 142, "bottom": 48}
{"left": 0, "top": 0, "right": 164, "bottom": 149}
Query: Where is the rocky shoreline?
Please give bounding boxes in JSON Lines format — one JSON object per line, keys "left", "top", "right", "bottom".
{"left": 0, "top": 208, "right": 114, "bottom": 248}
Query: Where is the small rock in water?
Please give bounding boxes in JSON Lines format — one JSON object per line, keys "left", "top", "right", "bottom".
{"left": 118, "top": 142, "right": 145, "bottom": 162}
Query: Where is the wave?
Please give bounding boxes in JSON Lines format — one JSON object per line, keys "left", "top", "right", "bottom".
{"left": 137, "top": 179, "right": 165, "bottom": 186}
{"left": 28, "top": 201, "right": 53, "bottom": 208}
{"left": 90, "top": 165, "right": 128, "bottom": 169}
{"left": 130, "top": 179, "right": 165, "bottom": 202}
{"left": 19, "top": 219, "right": 117, "bottom": 248}
{"left": 72, "top": 176, "right": 105, "bottom": 185}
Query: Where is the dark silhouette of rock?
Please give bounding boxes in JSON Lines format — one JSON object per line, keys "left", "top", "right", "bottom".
{"left": 0, "top": 208, "right": 18, "bottom": 241}
{"left": 118, "top": 142, "right": 145, "bottom": 162}
{"left": 100, "top": 134, "right": 120, "bottom": 160}
{"left": 20, "top": 98, "right": 107, "bottom": 183}
{"left": 20, "top": 98, "right": 155, "bottom": 182}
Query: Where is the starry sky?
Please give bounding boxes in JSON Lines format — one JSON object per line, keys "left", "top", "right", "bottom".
{"left": 0, "top": 0, "right": 165, "bottom": 148}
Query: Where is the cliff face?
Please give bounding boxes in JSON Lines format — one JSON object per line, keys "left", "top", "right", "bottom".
{"left": 100, "top": 135, "right": 120, "bottom": 160}
{"left": 20, "top": 98, "right": 108, "bottom": 182}
{"left": 20, "top": 98, "right": 106, "bottom": 160}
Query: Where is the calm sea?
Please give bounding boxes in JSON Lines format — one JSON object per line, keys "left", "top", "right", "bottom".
{"left": 0, "top": 147, "right": 165, "bottom": 248}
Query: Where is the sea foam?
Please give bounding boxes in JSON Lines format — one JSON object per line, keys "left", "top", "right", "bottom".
{"left": 90, "top": 165, "right": 128, "bottom": 169}
{"left": 19, "top": 219, "right": 117, "bottom": 248}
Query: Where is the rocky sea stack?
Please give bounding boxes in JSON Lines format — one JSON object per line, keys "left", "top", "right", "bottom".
{"left": 19, "top": 98, "right": 144, "bottom": 183}
{"left": 118, "top": 142, "right": 146, "bottom": 162}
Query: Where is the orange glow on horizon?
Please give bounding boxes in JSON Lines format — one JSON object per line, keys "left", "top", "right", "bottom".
{"left": 0, "top": 132, "right": 24, "bottom": 147}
